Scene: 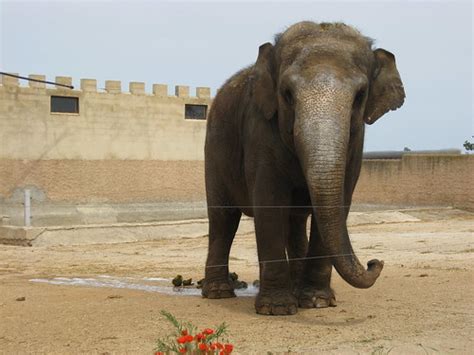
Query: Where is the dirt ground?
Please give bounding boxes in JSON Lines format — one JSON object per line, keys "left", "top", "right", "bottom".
{"left": 0, "top": 208, "right": 473, "bottom": 354}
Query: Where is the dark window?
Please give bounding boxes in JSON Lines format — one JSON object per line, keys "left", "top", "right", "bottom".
{"left": 185, "top": 104, "right": 207, "bottom": 120}
{"left": 51, "top": 96, "right": 79, "bottom": 113}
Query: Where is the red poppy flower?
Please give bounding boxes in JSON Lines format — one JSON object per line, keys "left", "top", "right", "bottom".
{"left": 179, "top": 348, "right": 186, "bottom": 353}
{"left": 195, "top": 333, "right": 205, "bottom": 342}
{"left": 203, "top": 328, "right": 214, "bottom": 335}
{"left": 181, "top": 329, "right": 188, "bottom": 336}
{"left": 155, "top": 352, "right": 164, "bottom": 355}
{"left": 185, "top": 335, "right": 194, "bottom": 343}
{"left": 198, "top": 343, "right": 208, "bottom": 351}
{"left": 224, "top": 344, "right": 234, "bottom": 353}
{"left": 177, "top": 336, "right": 187, "bottom": 344}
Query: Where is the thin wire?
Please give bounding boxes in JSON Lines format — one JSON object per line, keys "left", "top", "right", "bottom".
{"left": 207, "top": 205, "right": 350, "bottom": 208}
{"left": 205, "top": 253, "right": 357, "bottom": 269}
{"left": 0, "top": 72, "right": 74, "bottom": 89}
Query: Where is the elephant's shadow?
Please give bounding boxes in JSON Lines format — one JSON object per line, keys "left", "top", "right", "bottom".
{"left": 204, "top": 295, "right": 369, "bottom": 326}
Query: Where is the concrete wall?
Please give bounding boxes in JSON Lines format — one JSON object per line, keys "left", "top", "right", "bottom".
{"left": 354, "top": 154, "right": 474, "bottom": 210}
{"left": 0, "top": 159, "right": 204, "bottom": 203}
{"left": 2, "top": 155, "right": 471, "bottom": 208}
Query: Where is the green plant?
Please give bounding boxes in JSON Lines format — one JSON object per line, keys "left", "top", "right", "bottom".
{"left": 463, "top": 137, "right": 474, "bottom": 152}
{"left": 155, "top": 310, "right": 233, "bottom": 354}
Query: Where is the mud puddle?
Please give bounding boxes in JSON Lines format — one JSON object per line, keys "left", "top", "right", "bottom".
{"left": 29, "top": 275, "right": 259, "bottom": 297}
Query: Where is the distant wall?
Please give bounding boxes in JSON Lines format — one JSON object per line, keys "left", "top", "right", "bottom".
{"left": 0, "top": 160, "right": 205, "bottom": 204}
{"left": 2, "top": 155, "right": 471, "bottom": 209}
{"left": 354, "top": 154, "right": 474, "bottom": 210}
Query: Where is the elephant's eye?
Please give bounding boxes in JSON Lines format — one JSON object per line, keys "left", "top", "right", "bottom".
{"left": 353, "top": 88, "right": 366, "bottom": 108}
{"left": 283, "top": 89, "right": 294, "bottom": 106}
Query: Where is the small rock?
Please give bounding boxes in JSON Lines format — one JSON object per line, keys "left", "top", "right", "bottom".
{"left": 182, "top": 278, "right": 193, "bottom": 286}
{"left": 419, "top": 273, "right": 429, "bottom": 277}
{"left": 196, "top": 278, "right": 204, "bottom": 289}
{"left": 172, "top": 275, "right": 183, "bottom": 287}
{"left": 234, "top": 280, "right": 248, "bottom": 290}
{"left": 252, "top": 280, "right": 260, "bottom": 288}
{"left": 16, "top": 297, "right": 26, "bottom": 302}
{"left": 229, "top": 272, "right": 238, "bottom": 282}
{"left": 107, "top": 295, "right": 122, "bottom": 299}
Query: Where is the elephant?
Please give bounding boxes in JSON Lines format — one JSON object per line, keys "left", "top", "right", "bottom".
{"left": 202, "top": 21, "right": 405, "bottom": 315}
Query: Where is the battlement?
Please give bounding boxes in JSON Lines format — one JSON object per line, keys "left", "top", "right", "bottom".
{"left": 0, "top": 73, "right": 212, "bottom": 99}
{"left": 0, "top": 72, "right": 212, "bottom": 162}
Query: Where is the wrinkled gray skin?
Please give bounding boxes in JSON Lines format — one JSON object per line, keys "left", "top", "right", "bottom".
{"left": 202, "top": 22, "right": 405, "bottom": 315}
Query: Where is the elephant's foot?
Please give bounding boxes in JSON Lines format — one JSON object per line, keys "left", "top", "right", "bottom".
{"left": 202, "top": 279, "right": 236, "bottom": 299}
{"left": 255, "top": 289, "right": 298, "bottom": 315}
{"left": 297, "top": 286, "right": 336, "bottom": 308}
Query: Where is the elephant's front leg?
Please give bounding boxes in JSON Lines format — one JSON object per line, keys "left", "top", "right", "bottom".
{"left": 253, "top": 185, "right": 297, "bottom": 315}
{"left": 287, "top": 212, "right": 309, "bottom": 291}
{"left": 298, "top": 214, "right": 337, "bottom": 308}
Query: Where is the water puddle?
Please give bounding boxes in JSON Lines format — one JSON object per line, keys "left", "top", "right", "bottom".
{"left": 30, "top": 275, "right": 258, "bottom": 297}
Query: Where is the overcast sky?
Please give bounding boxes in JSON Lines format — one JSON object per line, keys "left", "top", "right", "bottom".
{"left": 1, "top": 0, "right": 472, "bottom": 151}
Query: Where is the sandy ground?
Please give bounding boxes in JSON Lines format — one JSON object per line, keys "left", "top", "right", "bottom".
{"left": 0, "top": 208, "right": 473, "bottom": 354}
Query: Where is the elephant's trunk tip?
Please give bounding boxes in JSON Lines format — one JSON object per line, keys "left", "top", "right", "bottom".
{"left": 362, "top": 259, "right": 384, "bottom": 288}
{"left": 367, "top": 259, "right": 384, "bottom": 273}
{"left": 333, "top": 256, "right": 384, "bottom": 289}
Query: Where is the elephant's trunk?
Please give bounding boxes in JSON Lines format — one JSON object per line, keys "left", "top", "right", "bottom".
{"left": 293, "top": 76, "right": 383, "bottom": 289}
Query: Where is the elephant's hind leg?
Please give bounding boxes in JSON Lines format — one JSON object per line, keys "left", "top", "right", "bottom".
{"left": 202, "top": 205, "right": 241, "bottom": 299}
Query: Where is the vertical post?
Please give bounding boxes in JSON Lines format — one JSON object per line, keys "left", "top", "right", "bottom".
{"left": 24, "top": 189, "right": 31, "bottom": 227}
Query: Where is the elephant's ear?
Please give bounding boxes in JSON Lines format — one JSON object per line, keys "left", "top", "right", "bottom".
{"left": 364, "top": 49, "right": 405, "bottom": 125}
{"left": 253, "top": 42, "right": 277, "bottom": 120}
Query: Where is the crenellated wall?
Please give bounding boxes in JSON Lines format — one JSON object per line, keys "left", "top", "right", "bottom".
{"left": 0, "top": 73, "right": 211, "bottom": 161}
{"left": 0, "top": 73, "right": 213, "bottom": 211}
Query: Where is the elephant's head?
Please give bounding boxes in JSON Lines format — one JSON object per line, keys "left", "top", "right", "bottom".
{"left": 252, "top": 22, "right": 405, "bottom": 288}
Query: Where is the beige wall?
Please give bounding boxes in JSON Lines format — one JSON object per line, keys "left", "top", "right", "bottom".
{"left": 0, "top": 74, "right": 210, "bottom": 161}
{"left": 1, "top": 155, "right": 472, "bottom": 208}
{"left": 354, "top": 154, "right": 474, "bottom": 210}
{"left": 0, "top": 159, "right": 205, "bottom": 203}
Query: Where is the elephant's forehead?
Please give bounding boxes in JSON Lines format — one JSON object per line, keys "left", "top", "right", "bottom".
{"left": 276, "top": 22, "right": 372, "bottom": 50}
{"left": 279, "top": 39, "right": 373, "bottom": 73}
